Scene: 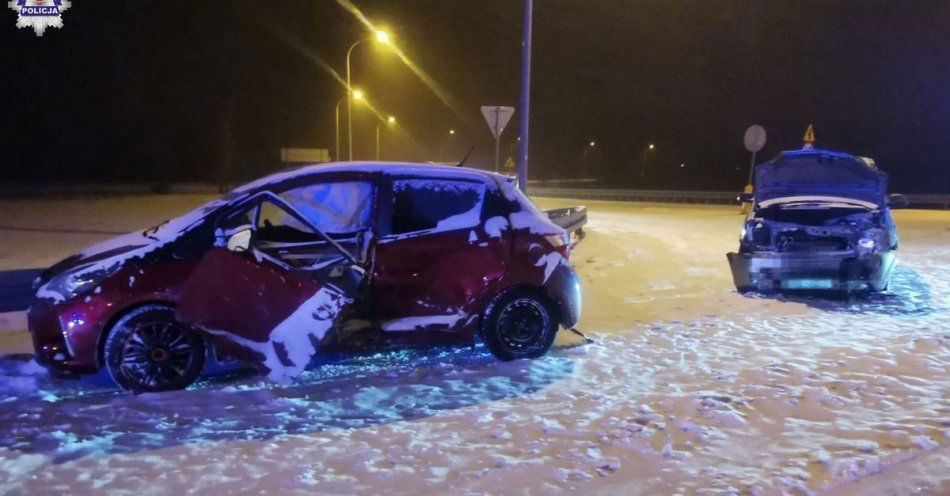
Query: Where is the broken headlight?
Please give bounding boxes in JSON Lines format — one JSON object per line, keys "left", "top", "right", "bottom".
{"left": 39, "top": 263, "right": 121, "bottom": 302}
{"left": 856, "top": 228, "right": 884, "bottom": 254}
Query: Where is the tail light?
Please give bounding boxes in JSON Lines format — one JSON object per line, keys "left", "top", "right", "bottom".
{"left": 544, "top": 233, "right": 571, "bottom": 258}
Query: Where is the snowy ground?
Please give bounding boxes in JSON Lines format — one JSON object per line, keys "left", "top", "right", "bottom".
{"left": 0, "top": 195, "right": 949, "bottom": 495}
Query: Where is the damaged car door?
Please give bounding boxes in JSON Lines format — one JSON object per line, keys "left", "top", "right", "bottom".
{"left": 370, "top": 177, "right": 507, "bottom": 338}
{"left": 176, "top": 192, "right": 362, "bottom": 383}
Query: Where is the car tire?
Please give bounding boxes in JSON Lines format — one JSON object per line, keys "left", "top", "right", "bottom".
{"left": 104, "top": 304, "right": 205, "bottom": 393}
{"left": 480, "top": 288, "right": 558, "bottom": 361}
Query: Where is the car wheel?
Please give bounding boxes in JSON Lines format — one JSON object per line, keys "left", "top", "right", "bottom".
{"left": 481, "top": 288, "right": 558, "bottom": 361}
{"left": 104, "top": 304, "right": 205, "bottom": 393}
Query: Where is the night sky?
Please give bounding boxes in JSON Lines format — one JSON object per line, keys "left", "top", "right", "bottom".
{"left": 2, "top": 1, "right": 948, "bottom": 193}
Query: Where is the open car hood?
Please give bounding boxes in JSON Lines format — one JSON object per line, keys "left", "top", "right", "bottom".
{"left": 754, "top": 149, "right": 887, "bottom": 208}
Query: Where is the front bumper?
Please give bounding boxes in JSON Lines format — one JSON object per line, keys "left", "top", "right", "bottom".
{"left": 28, "top": 298, "right": 102, "bottom": 374}
{"left": 727, "top": 249, "right": 896, "bottom": 292}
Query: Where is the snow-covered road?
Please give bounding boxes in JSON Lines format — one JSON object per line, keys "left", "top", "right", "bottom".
{"left": 1, "top": 195, "right": 948, "bottom": 495}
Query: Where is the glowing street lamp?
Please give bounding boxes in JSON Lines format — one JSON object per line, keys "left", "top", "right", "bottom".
{"left": 346, "top": 30, "right": 392, "bottom": 160}
{"left": 449, "top": 129, "right": 456, "bottom": 135}
{"left": 589, "top": 140, "right": 596, "bottom": 147}
{"left": 648, "top": 143, "right": 656, "bottom": 150}
{"left": 376, "top": 115, "right": 396, "bottom": 160}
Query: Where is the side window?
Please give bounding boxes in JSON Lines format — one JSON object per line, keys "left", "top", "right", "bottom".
{"left": 391, "top": 179, "right": 487, "bottom": 235}
{"left": 279, "top": 181, "right": 373, "bottom": 236}
{"left": 256, "top": 200, "right": 318, "bottom": 243}
{"left": 482, "top": 188, "right": 513, "bottom": 219}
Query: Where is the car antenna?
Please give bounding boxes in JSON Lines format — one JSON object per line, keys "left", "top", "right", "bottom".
{"left": 455, "top": 146, "right": 474, "bottom": 167}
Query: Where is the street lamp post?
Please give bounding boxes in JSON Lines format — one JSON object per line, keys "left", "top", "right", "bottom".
{"left": 376, "top": 115, "right": 396, "bottom": 160}
{"left": 335, "top": 91, "right": 364, "bottom": 162}
{"left": 334, "top": 97, "right": 345, "bottom": 162}
{"left": 346, "top": 30, "right": 390, "bottom": 161}
{"left": 439, "top": 129, "right": 456, "bottom": 162}
{"left": 583, "top": 140, "right": 596, "bottom": 170}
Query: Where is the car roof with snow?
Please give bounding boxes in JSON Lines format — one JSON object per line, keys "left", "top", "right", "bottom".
{"left": 234, "top": 162, "right": 508, "bottom": 195}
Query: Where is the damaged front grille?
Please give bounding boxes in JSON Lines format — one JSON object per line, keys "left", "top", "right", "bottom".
{"left": 775, "top": 230, "right": 849, "bottom": 252}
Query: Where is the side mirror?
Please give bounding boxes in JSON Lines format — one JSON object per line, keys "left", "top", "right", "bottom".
{"left": 887, "top": 193, "right": 909, "bottom": 209}
{"left": 227, "top": 228, "right": 253, "bottom": 252}
{"left": 737, "top": 192, "right": 754, "bottom": 203}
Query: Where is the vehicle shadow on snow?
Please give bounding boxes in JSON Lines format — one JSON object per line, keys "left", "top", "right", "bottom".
{"left": 746, "top": 266, "right": 937, "bottom": 317}
{"left": 0, "top": 345, "right": 575, "bottom": 463}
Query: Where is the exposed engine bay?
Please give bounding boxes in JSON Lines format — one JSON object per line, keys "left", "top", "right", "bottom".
{"left": 729, "top": 196, "right": 899, "bottom": 293}
{"left": 740, "top": 200, "right": 890, "bottom": 255}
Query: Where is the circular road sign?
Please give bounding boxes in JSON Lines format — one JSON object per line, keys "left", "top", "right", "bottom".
{"left": 743, "top": 125, "right": 767, "bottom": 153}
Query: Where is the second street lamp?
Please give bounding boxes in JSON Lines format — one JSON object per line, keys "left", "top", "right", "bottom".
{"left": 376, "top": 115, "right": 396, "bottom": 160}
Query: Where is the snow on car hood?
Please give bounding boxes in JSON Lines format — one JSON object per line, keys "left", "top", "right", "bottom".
{"left": 35, "top": 197, "right": 230, "bottom": 303}
{"left": 754, "top": 149, "right": 887, "bottom": 207}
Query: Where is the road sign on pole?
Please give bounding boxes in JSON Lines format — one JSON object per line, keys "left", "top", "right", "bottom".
{"left": 743, "top": 124, "right": 767, "bottom": 187}
{"left": 481, "top": 106, "right": 515, "bottom": 172}
{"left": 802, "top": 124, "right": 816, "bottom": 149}
{"left": 744, "top": 125, "right": 766, "bottom": 153}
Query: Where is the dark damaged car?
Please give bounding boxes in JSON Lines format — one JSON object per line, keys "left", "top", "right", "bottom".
{"left": 728, "top": 149, "right": 908, "bottom": 294}
{"left": 29, "top": 163, "right": 582, "bottom": 392}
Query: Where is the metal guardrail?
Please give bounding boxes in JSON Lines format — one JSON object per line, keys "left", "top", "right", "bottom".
{"left": 0, "top": 183, "right": 221, "bottom": 198}
{"left": 903, "top": 194, "right": 950, "bottom": 209}
{"left": 0, "top": 268, "right": 42, "bottom": 313}
{"left": 529, "top": 187, "right": 950, "bottom": 209}
{"left": 529, "top": 187, "right": 742, "bottom": 205}
{"left": 3, "top": 182, "right": 947, "bottom": 209}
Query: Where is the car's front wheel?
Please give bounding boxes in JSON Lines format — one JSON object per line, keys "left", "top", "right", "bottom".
{"left": 104, "top": 304, "right": 205, "bottom": 393}
{"left": 481, "top": 288, "right": 558, "bottom": 361}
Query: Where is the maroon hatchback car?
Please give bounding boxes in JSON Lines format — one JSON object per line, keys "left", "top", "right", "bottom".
{"left": 28, "top": 163, "right": 582, "bottom": 392}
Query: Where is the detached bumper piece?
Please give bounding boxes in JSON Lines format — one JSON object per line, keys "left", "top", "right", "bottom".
{"left": 727, "top": 250, "right": 896, "bottom": 293}
{"left": 546, "top": 206, "right": 587, "bottom": 247}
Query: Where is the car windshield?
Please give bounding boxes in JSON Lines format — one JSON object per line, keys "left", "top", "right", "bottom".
{"left": 142, "top": 192, "right": 243, "bottom": 240}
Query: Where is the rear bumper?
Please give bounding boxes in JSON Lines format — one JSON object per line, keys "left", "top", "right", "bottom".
{"left": 544, "top": 263, "right": 582, "bottom": 328}
{"left": 727, "top": 250, "right": 896, "bottom": 292}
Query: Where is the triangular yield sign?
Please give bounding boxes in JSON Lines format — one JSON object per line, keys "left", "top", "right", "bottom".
{"left": 480, "top": 106, "right": 515, "bottom": 139}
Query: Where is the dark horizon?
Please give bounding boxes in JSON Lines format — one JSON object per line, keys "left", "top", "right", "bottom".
{"left": 2, "top": 1, "right": 948, "bottom": 193}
